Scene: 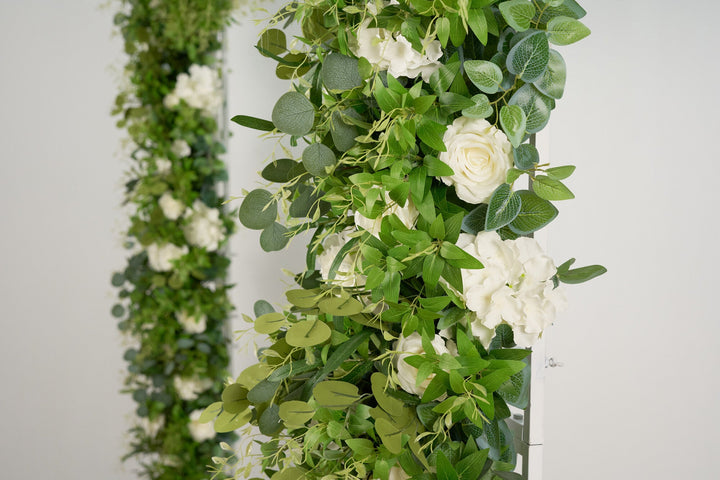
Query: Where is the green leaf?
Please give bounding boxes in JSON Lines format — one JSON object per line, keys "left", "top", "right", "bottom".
{"left": 302, "top": 143, "right": 337, "bottom": 177}
{"left": 456, "top": 449, "right": 489, "bottom": 480}
{"left": 199, "top": 401, "right": 223, "bottom": 423}
{"left": 267, "top": 360, "right": 315, "bottom": 382}
{"left": 537, "top": 0, "right": 587, "bottom": 23}
{"left": 499, "top": 105, "right": 526, "bottom": 147}
{"left": 425, "top": 155, "right": 455, "bottom": 176}
{"left": 493, "top": 472, "right": 524, "bottom": 480}
{"left": 534, "top": 49, "right": 566, "bottom": 99}
{"left": 418, "top": 118, "right": 448, "bottom": 152}
{"left": 276, "top": 53, "right": 311, "bottom": 79}
{"left": 421, "top": 372, "right": 448, "bottom": 402}
{"left": 279, "top": 400, "right": 315, "bottom": 425}
{"left": 271, "top": 92, "right": 315, "bottom": 136}
{"left": 271, "top": 467, "right": 307, "bottom": 480}
{"left": 429, "top": 61, "right": 460, "bottom": 94}
{"left": 289, "top": 185, "right": 325, "bottom": 219}
{"left": 430, "top": 214, "right": 447, "bottom": 239}
{"left": 508, "top": 84, "right": 553, "bottom": 134}
{"left": 345, "top": 438, "right": 375, "bottom": 458}
{"left": 499, "top": 0, "right": 536, "bottom": 32}
{"left": 322, "top": 53, "right": 362, "bottom": 90}
{"left": 465, "top": 60, "right": 503, "bottom": 94}
{"left": 259, "top": 404, "right": 283, "bottom": 435}
{"left": 436, "top": 16, "right": 450, "bottom": 48}
{"left": 257, "top": 29, "right": 286, "bottom": 57}
{"left": 413, "top": 94, "right": 437, "bottom": 114}
{"left": 261, "top": 158, "right": 305, "bottom": 183}
{"left": 462, "top": 94, "right": 493, "bottom": 119}
{"left": 509, "top": 190, "right": 558, "bottom": 234}
{"left": 375, "top": 81, "right": 401, "bottom": 112}
{"left": 506, "top": 168, "right": 524, "bottom": 184}
{"left": 286, "top": 319, "right": 332, "bottom": 347}
{"left": 260, "top": 222, "right": 290, "bottom": 252}
{"left": 214, "top": 409, "right": 252, "bottom": 433}
{"left": 485, "top": 184, "right": 521, "bottom": 231}
{"left": 462, "top": 204, "right": 488, "bottom": 235}
{"left": 239, "top": 189, "right": 277, "bottom": 230}
{"left": 423, "top": 254, "right": 445, "bottom": 289}
{"left": 439, "top": 92, "right": 476, "bottom": 113}
{"left": 111, "top": 304, "right": 125, "bottom": 318}
{"left": 440, "top": 241, "right": 484, "bottom": 269}
{"left": 558, "top": 264, "right": 607, "bottom": 284}
{"left": 318, "top": 296, "right": 364, "bottom": 316}
{"left": 513, "top": 143, "right": 539, "bottom": 170}
{"left": 254, "top": 312, "right": 287, "bottom": 334}
{"left": 247, "top": 379, "right": 280, "bottom": 405}
{"left": 286, "top": 288, "right": 321, "bottom": 308}
{"left": 313, "top": 381, "right": 360, "bottom": 409}
{"left": 375, "top": 417, "right": 403, "bottom": 454}
{"left": 331, "top": 110, "right": 359, "bottom": 152}
{"left": 532, "top": 175, "right": 575, "bottom": 200}
{"left": 546, "top": 16, "right": 591, "bottom": 45}
{"left": 231, "top": 115, "right": 275, "bottom": 132}
{"left": 506, "top": 31, "right": 549, "bottom": 83}
{"left": 468, "top": 8, "right": 489, "bottom": 44}
{"left": 545, "top": 165, "right": 576, "bottom": 180}
{"left": 435, "top": 450, "right": 459, "bottom": 480}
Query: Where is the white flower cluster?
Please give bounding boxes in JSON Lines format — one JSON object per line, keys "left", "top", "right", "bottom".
{"left": 146, "top": 243, "right": 188, "bottom": 272}
{"left": 170, "top": 139, "right": 191, "bottom": 158}
{"left": 394, "top": 332, "right": 457, "bottom": 396}
{"left": 139, "top": 415, "right": 165, "bottom": 438}
{"left": 164, "top": 64, "right": 223, "bottom": 116}
{"left": 188, "top": 409, "right": 215, "bottom": 442}
{"left": 182, "top": 200, "right": 225, "bottom": 252}
{"left": 159, "top": 192, "right": 185, "bottom": 220}
{"left": 176, "top": 310, "right": 207, "bottom": 334}
{"left": 352, "top": 19, "right": 442, "bottom": 82}
{"left": 316, "top": 229, "right": 364, "bottom": 287}
{"left": 439, "top": 117, "right": 514, "bottom": 204}
{"left": 354, "top": 190, "right": 419, "bottom": 237}
{"left": 457, "top": 232, "right": 566, "bottom": 348}
{"left": 173, "top": 375, "right": 214, "bottom": 401}
{"left": 155, "top": 158, "right": 172, "bottom": 175}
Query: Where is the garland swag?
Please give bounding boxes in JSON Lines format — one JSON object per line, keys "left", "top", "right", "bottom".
{"left": 111, "top": 1, "right": 237, "bottom": 478}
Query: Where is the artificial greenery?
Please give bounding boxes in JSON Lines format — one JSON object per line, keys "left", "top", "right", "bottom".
{"left": 111, "top": 1, "right": 238, "bottom": 478}
{"left": 205, "top": 1, "right": 605, "bottom": 479}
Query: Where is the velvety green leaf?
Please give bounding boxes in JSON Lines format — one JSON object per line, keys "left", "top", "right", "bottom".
{"left": 485, "top": 184, "right": 521, "bottom": 231}
{"left": 499, "top": 0, "right": 536, "bottom": 32}
{"left": 322, "top": 53, "right": 362, "bottom": 90}
{"left": 465, "top": 60, "right": 503, "bottom": 94}
{"left": 271, "top": 91, "right": 315, "bottom": 136}
{"left": 313, "top": 381, "right": 360, "bottom": 409}
{"left": 513, "top": 143, "right": 539, "bottom": 170}
{"left": 286, "top": 319, "right": 332, "bottom": 347}
{"left": 289, "top": 185, "right": 325, "bottom": 219}
{"left": 534, "top": 49, "right": 566, "bottom": 99}
{"left": 509, "top": 190, "right": 558, "bottom": 234}
{"left": 532, "top": 175, "right": 575, "bottom": 200}
{"left": 508, "top": 84, "right": 554, "bottom": 134}
{"left": 499, "top": 105, "right": 526, "bottom": 147}
{"left": 260, "top": 222, "right": 290, "bottom": 252}
{"left": 239, "top": 189, "right": 277, "bottom": 230}
{"left": 231, "top": 115, "right": 275, "bottom": 132}
{"left": 302, "top": 143, "right": 337, "bottom": 177}
{"left": 546, "top": 16, "right": 591, "bottom": 45}
{"left": 506, "top": 31, "right": 549, "bottom": 83}
{"left": 462, "top": 94, "right": 493, "bottom": 119}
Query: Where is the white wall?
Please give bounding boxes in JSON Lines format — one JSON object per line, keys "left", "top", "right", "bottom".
{"left": 0, "top": 0, "right": 717, "bottom": 479}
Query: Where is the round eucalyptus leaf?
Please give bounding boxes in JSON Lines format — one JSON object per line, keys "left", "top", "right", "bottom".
{"left": 302, "top": 143, "right": 336, "bottom": 177}
{"left": 279, "top": 400, "right": 315, "bottom": 425}
{"left": 271, "top": 91, "right": 315, "bottom": 136}
{"left": 214, "top": 409, "right": 252, "bottom": 433}
{"left": 254, "top": 312, "right": 287, "bottom": 334}
{"left": 317, "top": 296, "right": 364, "bottom": 316}
{"left": 464, "top": 60, "right": 503, "bottom": 94}
{"left": 260, "top": 222, "right": 290, "bottom": 252}
{"left": 375, "top": 417, "right": 402, "bottom": 454}
{"left": 198, "top": 401, "right": 223, "bottom": 423}
{"left": 221, "top": 383, "right": 250, "bottom": 414}
{"left": 506, "top": 31, "right": 549, "bottom": 83}
{"left": 257, "top": 29, "right": 286, "bottom": 57}
{"left": 313, "top": 380, "right": 360, "bottom": 409}
{"left": 513, "top": 143, "right": 539, "bottom": 170}
{"left": 247, "top": 379, "right": 280, "bottom": 405}
{"left": 111, "top": 304, "right": 125, "bottom": 318}
{"left": 239, "top": 189, "right": 277, "bottom": 230}
{"left": 285, "top": 288, "right": 321, "bottom": 308}
{"left": 261, "top": 158, "right": 305, "bottom": 183}
{"left": 331, "top": 110, "right": 360, "bottom": 152}
{"left": 286, "top": 319, "right": 331, "bottom": 347}
{"left": 276, "top": 53, "right": 311, "bottom": 80}
{"left": 322, "top": 53, "right": 363, "bottom": 90}
{"left": 271, "top": 467, "right": 307, "bottom": 480}
{"left": 111, "top": 272, "right": 125, "bottom": 287}
{"left": 258, "top": 404, "right": 283, "bottom": 436}
{"left": 254, "top": 300, "right": 275, "bottom": 317}
{"left": 508, "top": 84, "right": 553, "bottom": 134}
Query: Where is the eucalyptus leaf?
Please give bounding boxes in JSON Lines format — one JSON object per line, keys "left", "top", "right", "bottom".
{"left": 286, "top": 288, "right": 321, "bottom": 308}
{"left": 254, "top": 312, "right": 287, "bottom": 334}
{"left": 499, "top": 105, "right": 526, "bottom": 147}
{"left": 260, "top": 222, "right": 290, "bottom": 252}
{"left": 239, "top": 189, "right": 277, "bottom": 230}
{"left": 271, "top": 91, "right": 315, "bottom": 136}
{"left": 464, "top": 60, "right": 503, "bottom": 94}
{"left": 508, "top": 84, "right": 554, "bottom": 134}
{"left": 534, "top": 49, "right": 567, "bottom": 99}
{"left": 271, "top": 467, "right": 307, "bottom": 480}
{"left": 506, "top": 31, "right": 549, "bottom": 83}
{"left": 375, "top": 417, "right": 403, "bottom": 454}
{"left": 318, "top": 296, "right": 364, "bottom": 316}
{"left": 313, "top": 381, "right": 360, "bottom": 409}
{"left": 214, "top": 409, "right": 252, "bottom": 433}
{"left": 286, "top": 319, "right": 332, "bottom": 347}
{"left": 259, "top": 404, "right": 283, "bottom": 435}
{"left": 198, "top": 401, "right": 223, "bottom": 423}
{"left": 513, "top": 143, "right": 539, "bottom": 170}
{"left": 331, "top": 110, "right": 359, "bottom": 152}
{"left": 261, "top": 158, "right": 305, "bottom": 183}
{"left": 247, "top": 379, "right": 280, "bottom": 405}
{"left": 302, "top": 143, "right": 336, "bottom": 177}
{"left": 322, "top": 53, "right": 362, "bottom": 90}
{"left": 462, "top": 94, "right": 493, "bottom": 119}
{"left": 462, "top": 204, "right": 488, "bottom": 235}
{"left": 257, "top": 29, "right": 286, "bottom": 57}
{"left": 279, "top": 400, "right": 315, "bottom": 425}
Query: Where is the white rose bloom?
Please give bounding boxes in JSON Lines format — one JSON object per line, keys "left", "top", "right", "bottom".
{"left": 164, "top": 64, "right": 223, "bottom": 116}
{"left": 317, "top": 229, "right": 365, "bottom": 287}
{"left": 395, "top": 332, "right": 450, "bottom": 396}
{"left": 155, "top": 158, "right": 172, "bottom": 175}
{"left": 439, "top": 117, "right": 513, "bottom": 204}
{"left": 146, "top": 243, "right": 189, "bottom": 272}
{"left": 158, "top": 192, "right": 185, "bottom": 220}
{"left": 352, "top": 20, "right": 442, "bottom": 82}
{"left": 177, "top": 310, "right": 207, "bottom": 334}
{"left": 458, "top": 232, "right": 565, "bottom": 348}
{"left": 170, "top": 139, "right": 191, "bottom": 158}
{"left": 182, "top": 200, "right": 225, "bottom": 252}
{"left": 139, "top": 415, "right": 165, "bottom": 437}
{"left": 173, "top": 376, "right": 214, "bottom": 401}
{"left": 188, "top": 409, "right": 215, "bottom": 442}
{"left": 354, "top": 190, "right": 418, "bottom": 237}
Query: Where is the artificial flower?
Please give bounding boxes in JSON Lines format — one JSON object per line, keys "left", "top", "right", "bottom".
{"left": 395, "top": 332, "right": 450, "bottom": 396}
{"left": 155, "top": 158, "right": 172, "bottom": 175}
{"left": 139, "top": 415, "right": 165, "bottom": 438}
{"left": 188, "top": 409, "right": 216, "bottom": 442}
{"left": 354, "top": 190, "right": 419, "bottom": 237}
{"left": 173, "top": 375, "right": 213, "bottom": 401}
{"left": 146, "top": 243, "right": 188, "bottom": 272}
{"left": 164, "top": 64, "right": 223, "bottom": 115}
{"left": 182, "top": 200, "right": 225, "bottom": 251}
{"left": 317, "top": 229, "right": 364, "bottom": 287}
{"left": 170, "top": 139, "right": 191, "bottom": 158}
{"left": 158, "top": 192, "right": 185, "bottom": 220}
{"left": 176, "top": 310, "right": 207, "bottom": 334}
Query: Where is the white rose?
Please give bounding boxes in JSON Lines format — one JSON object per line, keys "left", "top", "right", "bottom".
{"left": 316, "top": 229, "right": 365, "bottom": 287}
{"left": 155, "top": 158, "right": 172, "bottom": 175}
{"left": 173, "top": 376, "right": 213, "bottom": 401}
{"left": 182, "top": 200, "right": 225, "bottom": 252}
{"left": 146, "top": 243, "right": 189, "bottom": 272}
{"left": 439, "top": 117, "right": 513, "bottom": 204}
{"left": 170, "top": 139, "right": 191, "bottom": 158}
{"left": 139, "top": 415, "right": 165, "bottom": 437}
{"left": 159, "top": 192, "right": 185, "bottom": 220}
{"left": 395, "top": 332, "right": 450, "bottom": 396}
{"left": 177, "top": 310, "right": 207, "bottom": 334}
{"left": 188, "top": 409, "right": 215, "bottom": 442}
{"left": 354, "top": 190, "right": 418, "bottom": 237}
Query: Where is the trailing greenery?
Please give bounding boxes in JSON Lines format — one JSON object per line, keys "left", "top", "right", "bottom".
{"left": 204, "top": 1, "right": 606, "bottom": 479}
{"left": 111, "top": 1, "right": 238, "bottom": 478}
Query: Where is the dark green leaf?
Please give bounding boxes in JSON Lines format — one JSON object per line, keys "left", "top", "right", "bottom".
{"left": 322, "top": 53, "right": 362, "bottom": 90}
{"left": 231, "top": 115, "right": 275, "bottom": 132}
{"left": 271, "top": 92, "right": 315, "bottom": 136}
{"left": 247, "top": 379, "right": 279, "bottom": 405}
{"left": 513, "top": 143, "right": 539, "bottom": 170}
{"left": 302, "top": 143, "right": 337, "bottom": 177}
{"left": 239, "top": 189, "right": 277, "bottom": 230}
{"left": 260, "top": 222, "right": 290, "bottom": 252}
{"left": 558, "top": 264, "right": 607, "bottom": 284}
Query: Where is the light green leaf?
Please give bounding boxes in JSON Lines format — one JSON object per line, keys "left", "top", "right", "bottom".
{"left": 462, "top": 94, "right": 493, "bottom": 119}
{"left": 513, "top": 143, "right": 539, "bottom": 170}
{"left": 271, "top": 91, "right": 315, "bottom": 136}
{"left": 425, "top": 155, "right": 455, "bottom": 176}
{"left": 302, "top": 143, "right": 337, "bottom": 177}
{"left": 313, "top": 381, "right": 360, "bottom": 409}
{"left": 199, "top": 402, "right": 223, "bottom": 423}
{"left": 257, "top": 29, "right": 286, "bottom": 57}
{"left": 371, "top": 373, "right": 406, "bottom": 417}
{"left": 214, "top": 409, "right": 252, "bottom": 433}
{"left": 465, "top": 60, "right": 503, "bottom": 94}
{"left": 429, "top": 61, "right": 460, "bottom": 94}
{"left": 440, "top": 241, "right": 484, "bottom": 269}
{"left": 436, "top": 16, "right": 450, "bottom": 48}
{"left": 423, "top": 254, "right": 445, "bottom": 289}
{"left": 546, "top": 16, "right": 591, "bottom": 45}
{"left": 499, "top": 105, "right": 526, "bottom": 147}
{"left": 254, "top": 312, "right": 287, "bottom": 334}
{"left": 322, "top": 53, "right": 362, "bottom": 90}
{"left": 439, "top": 92, "right": 475, "bottom": 113}
{"left": 506, "top": 31, "right": 549, "bottom": 83}
{"left": 345, "top": 438, "right": 375, "bottom": 458}
{"left": 375, "top": 417, "right": 403, "bottom": 454}
{"left": 239, "top": 189, "right": 277, "bottom": 230}
{"left": 468, "top": 8, "right": 489, "bottom": 44}
{"left": 534, "top": 49, "right": 566, "bottom": 99}
{"left": 485, "top": 184, "right": 522, "bottom": 231}
{"left": 508, "top": 84, "right": 553, "bottom": 133}
{"left": 271, "top": 467, "right": 307, "bottom": 480}
{"left": 509, "top": 190, "right": 558, "bottom": 234}
{"left": 260, "top": 222, "right": 290, "bottom": 252}
{"left": 285, "top": 288, "right": 321, "bottom": 308}
{"left": 286, "top": 319, "right": 332, "bottom": 347}
{"left": 499, "top": 0, "right": 536, "bottom": 32}
{"left": 279, "top": 400, "right": 315, "bottom": 425}
{"left": 545, "top": 165, "right": 576, "bottom": 180}
{"left": 318, "top": 296, "right": 364, "bottom": 316}
{"left": 532, "top": 175, "right": 575, "bottom": 200}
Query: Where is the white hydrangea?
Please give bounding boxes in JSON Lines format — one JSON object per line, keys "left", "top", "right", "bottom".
{"left": 188, "top": 409, "right": 215, "bottom": 442}
{"left": 395, "top": 332, "right": 452, "bottom": 396}
{"left": 354, "top": 190, "right": 418, "bottom": 237}
{"left": 146, "top": 243, "right": 189, "bottom": 272}
{"left": 173, "top": 376, "right": 214, "bottom": 401}
{"left": 139, "top": 415, "right": 165, "bottom": 438}
{"left": 164, "top": 64, "right": 223, "bottom": 116}
{"left": 176, "top": 310, "right": 207, "bottom": 334}
{"left": 158, "top": 192, "right": 185, "bottom": 220}
{"left": 316, "top": 229, "right": 365, "bottom": 287}
{"left": 155, "top": 158, "right": 172, "bottom": 175}
{"left": 352, "top": 19, "right": 442, "bottom": 82}
{"left": 182, "top": 200, "right": 225, "bottom": 252}
{"left": 170, "top": 139, "right": 191, "bottom": 158}
{"left": 457, "top": 232, "right": 566, "bottom": 348}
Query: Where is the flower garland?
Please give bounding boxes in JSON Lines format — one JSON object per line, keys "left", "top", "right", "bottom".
{"left": 110, "top": 1, "right": 238, "bottom": 478}
{"left": 205, "top": 1, "right": 606, "bottom": 479}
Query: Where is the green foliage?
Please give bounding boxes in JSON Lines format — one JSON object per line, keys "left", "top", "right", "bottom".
{"left": 272, "top": 92, "right": 315, "bottom": 136}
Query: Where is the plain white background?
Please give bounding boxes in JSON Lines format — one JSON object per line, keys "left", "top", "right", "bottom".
{"left": 0, "top": 0, "right": 718, "bottom": 478}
